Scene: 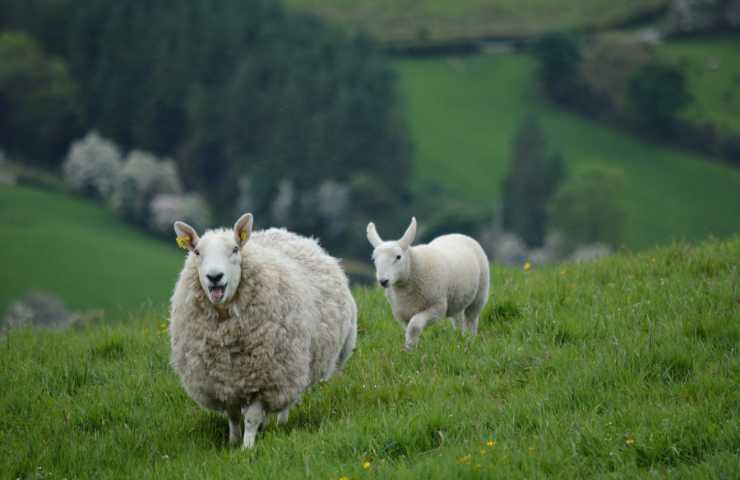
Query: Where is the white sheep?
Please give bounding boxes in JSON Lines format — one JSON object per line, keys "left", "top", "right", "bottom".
{"left": 169, "top": 213, "right": 357, "bottom": 449}
{"left": 366, "top": 217, "right": 490, "bottom": 351}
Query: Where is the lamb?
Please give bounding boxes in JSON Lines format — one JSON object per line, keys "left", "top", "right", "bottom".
{"left": 366, "top": 217, "right": 490, "bottom": 351}
{"left": 169, "top": 213, "right": 357, "bottom": 449}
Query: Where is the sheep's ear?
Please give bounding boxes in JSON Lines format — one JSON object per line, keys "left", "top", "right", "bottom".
{"left": 234, "top": 213, "right": 253, "bottom": 247}
{"left": 367, "top": 222, "right": 383, "bottom": 248}
{"left": 174, "top": 221, "right": 199, "bottom": 251}
{"left": 398, "top": 217, "right": 417, "bottom": 250}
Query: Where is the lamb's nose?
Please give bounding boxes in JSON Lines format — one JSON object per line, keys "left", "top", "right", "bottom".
{"left": 379, "top": 279, "right": 389, "bottom": 288}
{"left": 207, "top": 273, "right": 224, "bottom": 284}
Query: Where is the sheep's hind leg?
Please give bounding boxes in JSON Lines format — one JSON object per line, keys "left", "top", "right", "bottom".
{"left": 242, "top": 401, "right": 265, "bottom": 449}
{"left": 451, "top": 312, "right": 465, "bottom": 332}
{"left": 227, "top": 411, "right": 242, "bottom": 446}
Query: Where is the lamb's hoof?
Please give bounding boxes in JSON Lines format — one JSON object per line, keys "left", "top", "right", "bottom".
{"left": 403, "top": 343, "right": 416, "bottom": 352}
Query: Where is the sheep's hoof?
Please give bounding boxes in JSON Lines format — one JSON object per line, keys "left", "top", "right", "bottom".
{"left": 242, "top": 435, "right": 256, "bottom": 449}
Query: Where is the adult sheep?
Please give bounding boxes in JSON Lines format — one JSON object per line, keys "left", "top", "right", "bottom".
{"left": 169, "top": 213, "right": 357, "bottom": 449}
{"left": 366, "top": 217, "right": 490, "bottom": 351}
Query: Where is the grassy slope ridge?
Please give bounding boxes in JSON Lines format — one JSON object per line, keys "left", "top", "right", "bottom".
{"left": 659, "top": 34, "right": 740, "bottom": 137}
{"left": 284, "top": 0, "right": 668, "bottom": 44}
{"left": 0, "top": 185, "right": 183, "bottom": 321}
{"left": 395, "top": 54, "right": 740, "bottom": 249}
{"left": 1, "top": 237, "right": 738, "bottom": 478}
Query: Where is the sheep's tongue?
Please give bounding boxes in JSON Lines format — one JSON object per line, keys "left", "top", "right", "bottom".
{"left": 210, "top": 287, "right": 225, "bottom": 303}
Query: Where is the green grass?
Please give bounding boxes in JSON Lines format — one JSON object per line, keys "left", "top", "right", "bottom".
{"left": 395, "top": 54, "right": 740, "bottom": 249}
{"left": 0, "top": 185, "right": 183, "bottom": 321}
{"left": 1, "top": 237, "right": 738, "bottom": 478}
{"left": 659, "top": 34, "right": 740, "bottom": 137}
{"left": 284, "top": 0, "right": 668, "bottom": 44}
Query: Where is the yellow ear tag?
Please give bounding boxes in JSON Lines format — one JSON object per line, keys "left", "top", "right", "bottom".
{"left": 176, "top": 235, "right": 191, "bottom": 250}
{"left": 240, "top": 231, "right": 249, "bottom": 242}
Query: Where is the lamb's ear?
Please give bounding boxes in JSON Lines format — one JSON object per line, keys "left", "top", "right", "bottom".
{"left": 234, "top": 213, "right": 253, "bottom": 247}
{"left": 174, "top": 221, "right": 199, "bottom": 251}
{"left": 398, "top": 217, "right": 417, "bottom": 250}
{"left": 367, "top": 222, "right": 383, "bottom": 248}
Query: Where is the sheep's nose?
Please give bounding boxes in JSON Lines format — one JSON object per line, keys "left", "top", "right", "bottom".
{"left": 379, "top": 279, "right": 389, "bottom": 288}
{"left": 206, "top": 272, "right": 224, "bottom": 284}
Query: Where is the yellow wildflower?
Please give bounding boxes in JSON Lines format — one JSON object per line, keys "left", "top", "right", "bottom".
{"left": 523, "top": 261, "right": 532, "bottom": 272}
{"left": 362, "top": 461, "right": 371, "bottom": 470}
{"left": 474, "top": 464, "right": 482, "bottom": 470}
{"left": 339, "top": 476, "right": 349, "bottom": 480}
{"left": 458, "top": 454, "right": 472, "bottom": 464}
{"left": 176, "top": 236, "right": 191, "bottom": 250}
{"left": 479, "top": 449, "right": 486, "bottom": 455}
{"left": 240, "top": 230, "right": 249, "bottom": 242}
{"left": 625, "top": 437, "right": 635, "bottom": 446}
{"left": 486, "top": 440, "right": 496, "bottom": 448}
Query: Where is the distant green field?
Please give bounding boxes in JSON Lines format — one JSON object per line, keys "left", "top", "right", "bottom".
{"left": 659, "top": 34, "right": 740, "bottom": 137}
{"left": 284, "top": 0, "right": 668, "bottom": 44}
{"left": 395, "top": 54, "right": 740, "bottom": 249}
{"left": 0, "top": 185, "right": 183, "bottom": 321}
{"left": 2, "top": 237, "right": 738, "bottom": 478}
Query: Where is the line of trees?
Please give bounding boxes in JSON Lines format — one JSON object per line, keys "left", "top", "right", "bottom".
{"left": 532, "top": 31, "right": 740, "bottom": 166}
{"left": 0, "top": 0, "right": 413, "bottom": 255}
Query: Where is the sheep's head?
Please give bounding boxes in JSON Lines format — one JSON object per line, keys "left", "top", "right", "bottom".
{"left": 174, "top": 213, "right": 253, "bottom": 305}
{"left": 366, "top": 217, "right": 416, "bottom": 288}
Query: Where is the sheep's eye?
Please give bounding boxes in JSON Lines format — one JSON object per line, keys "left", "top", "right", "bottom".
{"left": 395, "top": 255, "right": 402, "bottom": 261}
{"left": 194, "top": 249, "right": 200, "bottom": 256}
{"left": 232, "top": 246, "right": 239, "bottom": 254}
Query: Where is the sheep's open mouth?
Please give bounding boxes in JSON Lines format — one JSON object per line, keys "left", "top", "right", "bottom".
{"left": 208, "top": 284, "right": 226, "bottom": 303}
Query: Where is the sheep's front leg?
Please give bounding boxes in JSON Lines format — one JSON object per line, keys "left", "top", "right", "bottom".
{"left": 405, "top": 304, "right": 445, "bottom": 351}
{"left": 277, "top": 407, "right": 289, "bottom": 425}
{"left": 227, "top": 411, "right": 243, "bottom": 446}
{"left": 242, "top": 401, "right": 265, "bottom": 449}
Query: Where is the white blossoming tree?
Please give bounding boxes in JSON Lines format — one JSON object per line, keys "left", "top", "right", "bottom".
{"left": 62, "top": 131, "right": 122, "bottom": 200}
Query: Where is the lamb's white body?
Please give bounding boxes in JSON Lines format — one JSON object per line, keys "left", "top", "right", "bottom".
{"left": 367, "top": 218, "right": 489, "bottom": 350}
{"left": 170, "top": 218, "right": 356, "bottom": 448}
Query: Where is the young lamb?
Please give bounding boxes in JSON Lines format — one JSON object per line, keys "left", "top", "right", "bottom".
{"left": 366, "top": 217, "right": 490, "bottom": 351}
{"left": 169, "top": 213, "right": 357, "bottom": 449}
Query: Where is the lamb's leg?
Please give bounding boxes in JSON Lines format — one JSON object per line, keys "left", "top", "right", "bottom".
{"left": 405, "top": 304, "right": 445, "bottom": 351}
{"left": 227, "top": 411, "right": 242, "bottom": 446}
{"left": 464, "top": 283, "right": 489, "bottom": 337}
{"left": 242, "top": 401, "right": 265, "bottom": 449}
{"left": 277, "top": 407, "right": 289, "bottom": 425}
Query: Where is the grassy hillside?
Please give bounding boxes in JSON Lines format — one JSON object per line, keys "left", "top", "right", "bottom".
{"left": 1, "top": 237, "right": 738, "bottom": 478}
{"left": 395, "top": 54, "right": 740, "bottom": 249}
{"left": 284, "top": 0, "right": 668, "bottom": 44}
{"left": 659, "top": 34, "right": 740, "bottom": 137}
{"left": 0, "top": 185, "right": 183, "bottom": 321}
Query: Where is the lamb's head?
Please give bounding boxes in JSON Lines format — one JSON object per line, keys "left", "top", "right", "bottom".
{"left": 366, "top": 217, "right": 416, "bottom": 288}
{"left": 173, "top": 213, "right": 253, "bottom": 305}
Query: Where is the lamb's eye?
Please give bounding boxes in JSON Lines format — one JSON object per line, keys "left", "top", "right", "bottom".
{"left": 194, "top": 249, "right": 200, "bottom": 256}
{"left": 395, "top": 255, "right": 402, "bottom": 261}
{"left": 232, "top": 246, "right": 239, "bottom": 254}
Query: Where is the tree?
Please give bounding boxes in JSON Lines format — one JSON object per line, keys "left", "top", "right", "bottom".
{"left": 0, "top": 31, "right": 81, "bottom": 167}
{"left": 549, "top": 168, "right": 626, "bottom": 247}
{"left": 532, "top": 32, "right": 582, "bottom": 104}
{"left": 501, "top": 115, "right": 566, "bottom": 247}
{"left": 627, "top": 62, "right": 691, "bottom": 135}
